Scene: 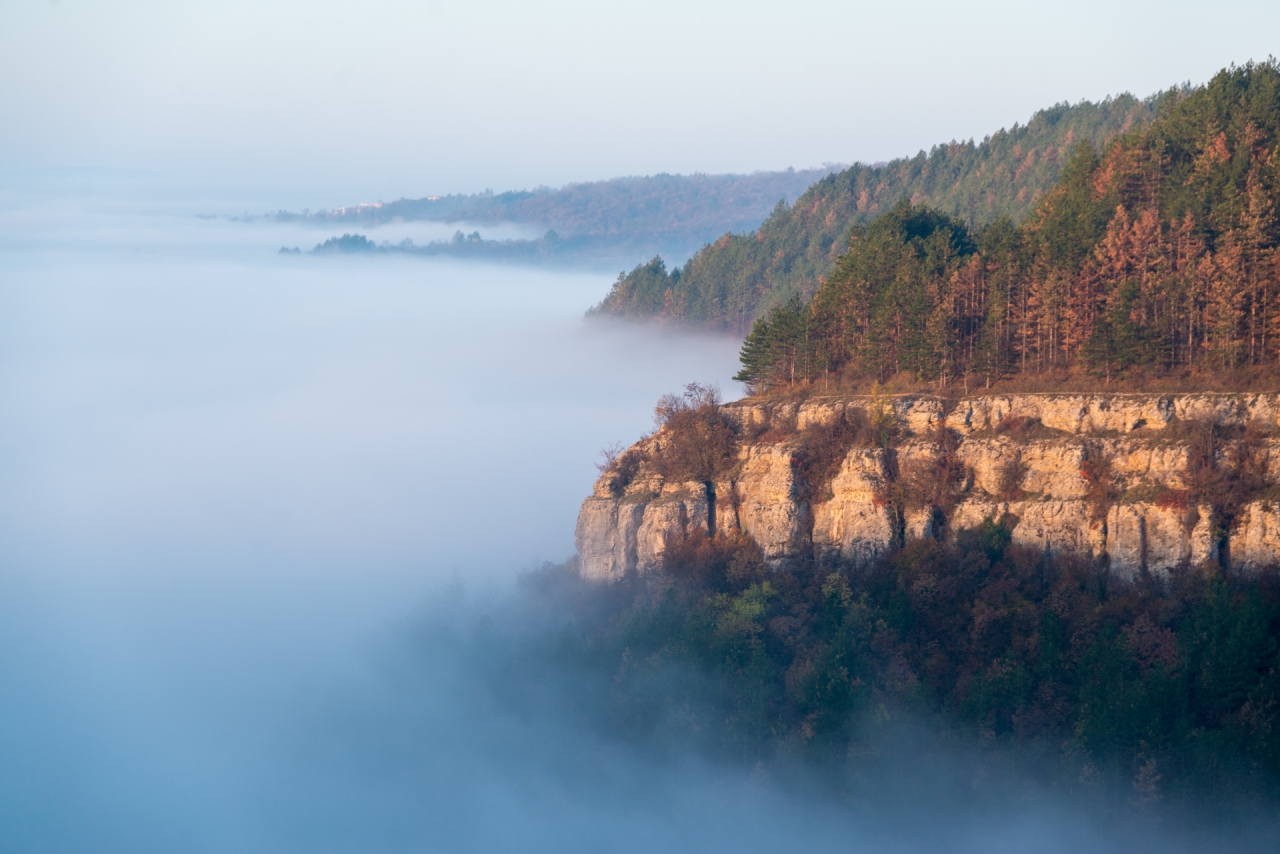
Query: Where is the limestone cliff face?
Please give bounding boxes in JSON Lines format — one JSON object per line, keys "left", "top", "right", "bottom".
{"left": 575, "top": 393, "right": 1280, "bottom": 581}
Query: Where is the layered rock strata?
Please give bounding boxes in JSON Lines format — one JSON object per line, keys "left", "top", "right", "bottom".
{"left": 575, "top": 393, "right": 1280, "bottom": 581}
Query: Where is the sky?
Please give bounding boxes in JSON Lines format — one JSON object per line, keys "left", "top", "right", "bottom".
{"left": 3, "top": 0, "right": 1279, "bottom": 209}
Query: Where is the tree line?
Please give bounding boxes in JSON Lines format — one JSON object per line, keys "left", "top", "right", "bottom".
{"left": 734, "top": 62, "right": 1280, "bottom": 390}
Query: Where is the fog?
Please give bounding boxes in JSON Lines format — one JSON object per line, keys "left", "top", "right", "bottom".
{"left": 0, "top": 186, "right": 1269, "bottom": 853}
{"left": 0, "top": 185, "right": 740, "bottom": 850}
{"left": 7, "top": 1, "right": 1280, "bottom": 202}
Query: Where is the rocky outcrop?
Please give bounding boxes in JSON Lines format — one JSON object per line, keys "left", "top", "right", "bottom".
{"left": 734, "top": 445, "right": 810, "bottom": 562}
{"left": 811, "top": 449, "right": 894, "bottom": 564}
{"left": 575, "top": 393, "right": 1280, "bottom": 581}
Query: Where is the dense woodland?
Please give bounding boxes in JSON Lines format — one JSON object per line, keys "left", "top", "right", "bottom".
{"left": 517, "top": 530, "right": 1280, "bottom": 816}
{"left": 733, "top": 63, "right": 1280, "bottom": 391}
{"left": 591, "top": 94, "right": 1165, "bottom": 332}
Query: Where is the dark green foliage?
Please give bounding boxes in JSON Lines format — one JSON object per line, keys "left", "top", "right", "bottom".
{"left": 534, "top": 526, "right": 1280, "bottom": 810}
{"left": 591, "top": 256, "right": 679, "bottom": 319}
{"left": 312, "top": 233, "right": 377, "bottom": 253}
{"left": 1079, "top": 279, "right": 1163, "bottom": 380}
{"left": 593, "top": 94, "right": 1165, "bottom": 331}
{"left": 809, "top": 201, "right": 976, "bottom": 381}
{"left": 733, "top": 297, "right": 809, "bottom": 389}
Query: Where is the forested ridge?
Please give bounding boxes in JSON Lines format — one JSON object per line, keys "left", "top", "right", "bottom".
{"left": 733, "top": 62, "right": 1280, "bottom": 392}
{"left": 275, "top": 168, "right": 833, "bottom": 260}
{"left": 591, "top": 94, "right": 1168, "bottom": 332}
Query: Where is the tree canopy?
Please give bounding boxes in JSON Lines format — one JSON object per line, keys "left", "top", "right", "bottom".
{"left": 734, "top": 62, "right": 1280, "bottom": 391}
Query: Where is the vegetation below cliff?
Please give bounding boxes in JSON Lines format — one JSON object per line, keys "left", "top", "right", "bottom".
{"left": 528, "top": 526, "right": 1280, "bottom": 818}
{"left": 591, "top": 92, "right": 1164, "bottom": 330}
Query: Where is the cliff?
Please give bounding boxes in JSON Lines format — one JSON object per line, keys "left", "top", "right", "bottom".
{"left": 576, "top": 393, "right": 1280, "bottom": 581}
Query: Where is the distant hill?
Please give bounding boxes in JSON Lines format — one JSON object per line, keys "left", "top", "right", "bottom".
{"left": 273, "top": 168, "right": 839, "bottom": 264}
{"left": 591, "top": 93, "right": 1172, "bottom": 332}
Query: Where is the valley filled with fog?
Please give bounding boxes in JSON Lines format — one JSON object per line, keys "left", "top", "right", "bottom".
{"left": 0, "top": 185, "right": 1266, "bottom": 853}
{"left": 0, "top": 185, "right": 750, "bottom": 851}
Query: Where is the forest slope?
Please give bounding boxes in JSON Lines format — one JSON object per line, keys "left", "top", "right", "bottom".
{"left": 733, "top": 61, "right": 1280, "bottom": 392}
{"left": 591, "top": 94, "right": 1167, "bottom": 332}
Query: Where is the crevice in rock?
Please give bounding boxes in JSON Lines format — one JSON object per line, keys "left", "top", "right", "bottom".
{"left": 884, "top": 446, "right": 906, "bottom": 549}
{"left": 1139, "top": 513, "right": 1148, "bottom": 574}
{"left": 727, "top": 479, "right": 742, "bottom": 533}
{"left": 704, "top": 481, "right": 716, "bottom": 536}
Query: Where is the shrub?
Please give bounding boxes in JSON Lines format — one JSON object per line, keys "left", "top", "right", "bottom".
{"left": 596, "top": 441, "right": 649, "bottom": 498}
{"left": 994, "top": 415, "right": 1044, "bottom": 439}
{"left": 1155, "top": 488, "right": 1192, "bottom": 511}
{"left": 650, "top": 383, "right": 740, "bottom": 485}
{"left": 792, "top": 409, "right": 877, "bottom": 502}
{"left": 1081, "top": 447, "right": 1119, "bottom": 524}
{"left": 1180, "top": 419, "right": 1269, "bottom": 532}
{"left": 596, "top": 441, "right": 627, "bottom": 474}
{"left": 993, "top": 456, "right": 1027, "bottom": 501}
{"left": 867, "top": 384, "right": 899, "bottom": 449}
{"left": 894, "top": 426, "right": 968, "bottom": 518}
{"left": 744, "top": 411, "right": 797, "bottom": 445}
{"left": 660, "top": 528, "right": 767, "bottom": 596}
{"left": 604, "top": 449, "right": 645, "bottom": 498}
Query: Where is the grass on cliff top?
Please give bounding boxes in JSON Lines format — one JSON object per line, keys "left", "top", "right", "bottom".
{"left": 738, "top": 365, "right": 1280, "bottom": 405}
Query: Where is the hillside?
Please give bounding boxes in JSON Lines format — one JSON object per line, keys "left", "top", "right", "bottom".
{"left": 591, "top": 93, "right": 1168, "bottom": 331}
{"left": 733, "top": 61, "right": 1280, "bottom": 392}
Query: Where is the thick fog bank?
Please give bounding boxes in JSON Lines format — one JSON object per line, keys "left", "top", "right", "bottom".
{"left": 0, "top": 195, "right": 740, "bottom": 578}
{"left": 0, "top": 189, "right": 732, "bottom": 851}
{"left": 0, "top": 190, "right": 1268, "bottom": 852}
{"left": 274, "top": 574, "right": 1274, "bottom": 854}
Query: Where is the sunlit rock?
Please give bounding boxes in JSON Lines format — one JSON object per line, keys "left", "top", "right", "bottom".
{"left": 576, "top": 393, "right": 1280, "bottom": 581}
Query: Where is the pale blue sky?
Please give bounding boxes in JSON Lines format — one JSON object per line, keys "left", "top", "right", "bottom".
{"left": 2, "top": 0, "right": 1277, "bottom": 207}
